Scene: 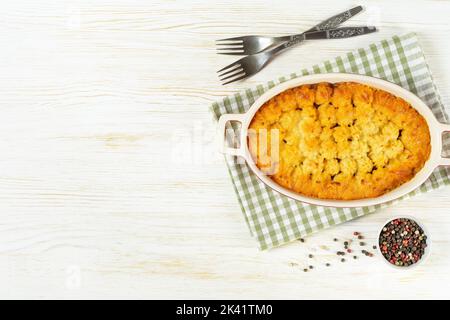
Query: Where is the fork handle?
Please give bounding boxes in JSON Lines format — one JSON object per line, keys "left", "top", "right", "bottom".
{"left": 307, "top": 5, "right": 363, "bottom": 32}
{"left": 271, "top": 5, "right": 364, "bottom": 51}
{"left": 271, "top": 34, "right": 307, "bottom": 54}
{"left": 304, "top": 27, "right": 377, "bottom": 40}
{"left": 270, "top": 27, "right": 377, "bottom": 56}
{"left": 278, "top": 26, "right": 376, "bottom": 43}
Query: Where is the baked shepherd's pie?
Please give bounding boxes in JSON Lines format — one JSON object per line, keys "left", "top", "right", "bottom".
{"left": 248, "top": 82, "right": 431, "bottom": 200}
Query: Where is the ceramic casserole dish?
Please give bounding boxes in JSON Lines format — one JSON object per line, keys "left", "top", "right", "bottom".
{"left": 217, "top": 73, "right": 450, "bottom": 208}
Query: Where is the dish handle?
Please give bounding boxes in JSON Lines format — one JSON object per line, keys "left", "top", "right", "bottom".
{"left": 217, "top": 113, "right": 246, "bottom": 157}
{"left": 439, "top": 123, "right": 450, "bottom": 166}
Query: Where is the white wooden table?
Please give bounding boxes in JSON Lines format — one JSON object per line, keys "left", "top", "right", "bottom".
{"left": 1, "top": 0, "right": 450, "bottom": 299}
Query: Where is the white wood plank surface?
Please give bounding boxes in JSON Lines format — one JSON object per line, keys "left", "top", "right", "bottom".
{"left": 1, "top": 0, "right": 450, "bottom": 299}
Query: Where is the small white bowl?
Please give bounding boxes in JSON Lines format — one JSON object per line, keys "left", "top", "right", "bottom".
{"left": 377, "top": 215, "right": 431, "bottom": 270}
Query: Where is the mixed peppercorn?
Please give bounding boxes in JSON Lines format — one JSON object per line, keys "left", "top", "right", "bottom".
{"left": 293, "top": 218, "right": 428, "bottom": 272}
{"left": 379, "top": 218, "right": 427, "bottom": 267}
{"left": 297, "top": 231, "right": 376, "bottom": 272}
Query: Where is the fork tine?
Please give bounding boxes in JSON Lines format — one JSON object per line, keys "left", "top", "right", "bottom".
{"left": 219, "top": 69, "right": 245, "bottom": 81}
{"left": 215, "top": 40, "right": 243, "bottom": 46}
{"left": 217, "top": 65, "right": 240, "bottom": 76}
{"left": 218, "top": 67, "right": 244, "bottom": 78}
{"left": 221, "top": 73, "right": 248, "bottom": 85}
{"left": 216, "top": 46, "right": 244, "bottom": 51}
{"left": 216, "top": 47, "right": 244, "bottom": 51}
{"left": 217, "top": 62, "right": 240, "bottom": 74}
{"left": 220, "top": 71, "right": 245, "bottom": 83}
{"left": 216, "top": 48, "right": 245, "bottom": 55}
{"left": 216, "top": 51, "right": 247, "bottom": 56}
{"left": 216, "top": 36, "right": 245, "bottom": 42}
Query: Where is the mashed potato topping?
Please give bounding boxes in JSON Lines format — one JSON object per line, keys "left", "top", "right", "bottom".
{"left": 248, "top": 82, "right": 431, "bottom": 200}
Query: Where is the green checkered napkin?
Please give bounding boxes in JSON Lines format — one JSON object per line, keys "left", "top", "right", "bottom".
{"left": 211, "top": 33, "right": 450, "bottom": 250}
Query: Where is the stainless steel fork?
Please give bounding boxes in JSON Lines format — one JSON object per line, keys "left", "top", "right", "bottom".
{"left": 216, "top": 5, "right": 363, "bottom": 55}
{"left": 217, "top": 27, "right": 377, "bottom": 85}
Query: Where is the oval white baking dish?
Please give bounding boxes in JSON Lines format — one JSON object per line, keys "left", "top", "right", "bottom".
{"left": 218, "top": 73, "right": 450, "bottom": 208}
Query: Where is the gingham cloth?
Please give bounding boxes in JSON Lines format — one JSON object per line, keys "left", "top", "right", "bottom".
{"left": 211, "top": 33, "right": 450, "bottom": 250}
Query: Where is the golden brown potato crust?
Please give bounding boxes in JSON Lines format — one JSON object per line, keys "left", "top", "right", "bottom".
{"left": 248, "top": 82, "right": 431, "bottom": 200}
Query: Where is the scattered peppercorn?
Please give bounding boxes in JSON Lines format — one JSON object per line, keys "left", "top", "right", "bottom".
{"left": 299, "top": 231, "right": 389, "bottom": 272}
{"left": 363, "top": 250, "right": 374, "bottom": 257}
